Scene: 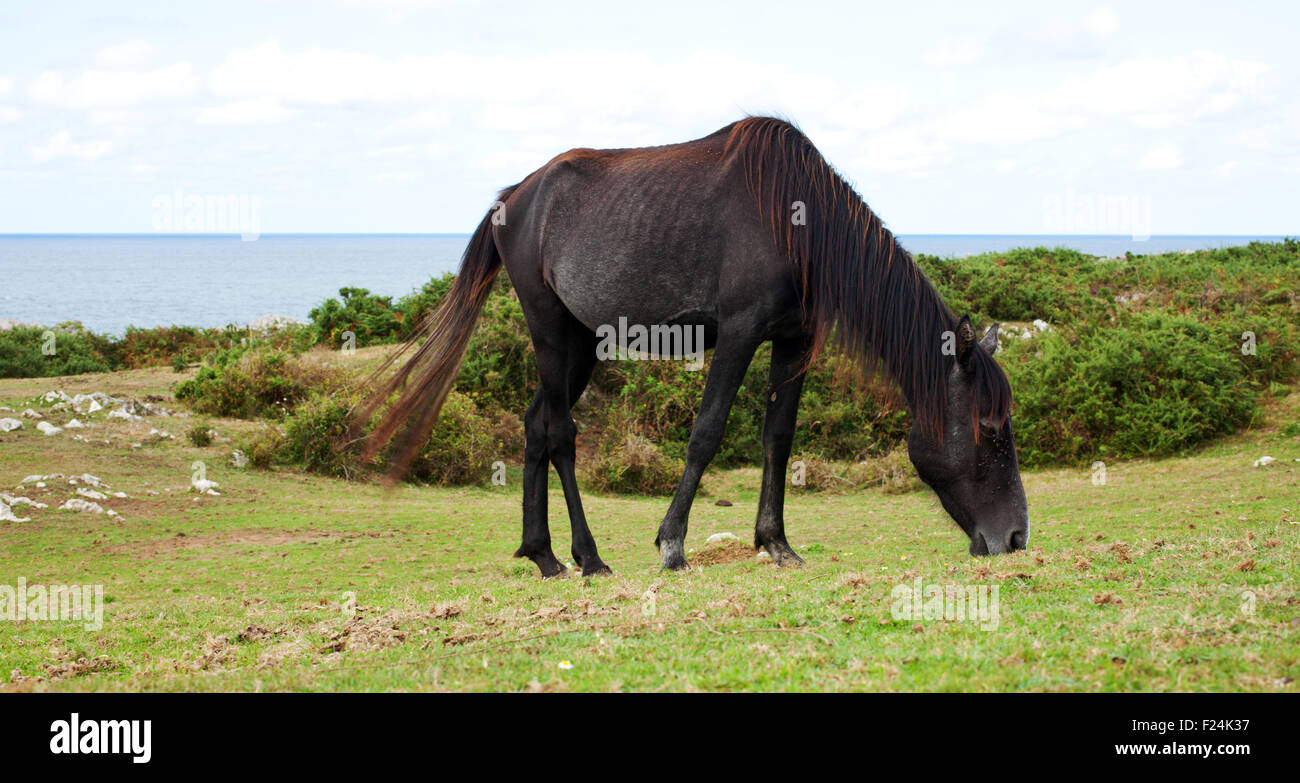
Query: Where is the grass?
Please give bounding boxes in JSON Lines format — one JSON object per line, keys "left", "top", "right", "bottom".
{"left": 0, "top": 358, "right": 1297, "bottom": 692}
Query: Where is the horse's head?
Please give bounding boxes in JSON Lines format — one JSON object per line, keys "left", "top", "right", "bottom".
{"left": 907, "top": 318, "right": 1029, "bottom": 556}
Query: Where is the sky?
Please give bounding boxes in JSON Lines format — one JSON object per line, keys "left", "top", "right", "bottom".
{"left": 0, "top": 0, "right": 1295, "bottom": 235}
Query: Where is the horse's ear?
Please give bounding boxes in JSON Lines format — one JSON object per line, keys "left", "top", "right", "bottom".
{"left": 979, "top": 322, "right": 1000, "bottom": 355}
{"left": 956, "top": 314, "right": 976, "bottom": 367}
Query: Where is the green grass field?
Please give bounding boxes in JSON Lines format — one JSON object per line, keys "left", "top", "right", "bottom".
{"left": 1, "top": 359, "right": 1297, "bottom": 692}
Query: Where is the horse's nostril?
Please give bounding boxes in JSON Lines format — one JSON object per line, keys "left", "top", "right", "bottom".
{"left": 1009, "top": 529, "right": 1027, "bottom": 551}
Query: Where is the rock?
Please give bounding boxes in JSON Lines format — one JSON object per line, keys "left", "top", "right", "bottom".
{"left": 0, "top": 500, "right": 31, "bottom": 523}
{"left": 76, "top": 487, "right": 108, "bottom": 501}
{"left": 230, "top": 450, "right": 249, "bottom": 468}
{"left": 40, "top": 390, "right": 71, "bottom": 404}
{"left": 87, "top": 399, "right": 103, "bottom": 413}
{"left": 713, "top": 499, "right": 733, "bottom": 507}
{"left": 65, "top": 419, "right": 85, "bottom": 428}
{"left": 36, "top": 421, "right": 64, "bottom": 436}
{"left": 108, "top": 407, "right": 142, "bottom": 422}
{"left": 705, "top": 532, "right": 738, "bottom": 544}
{"left": 248, "top": 314, "right": 308, "bottom": 333}
{"left": 756, "top": 551, "right": 772, "bottom": 562}
{"left": 191, "top": 478, "right": 221, "bottom": 494}
{"left": 1032, "top": 319, "right": 1052, "bottom": 333}
{"left": 1, "top": 493, "right": 47, "bottom": 509}
{"left": 1254, "top": 456, "right": 1276, "bottom": 467}
{"left": 59, "top": 498, "right": 104, "bottom": 514}
{"left": 0, "top": 418, "right": 22, "bottom": 432}
{"left": 21, "top": 408, "right": 43, "bottom": 419}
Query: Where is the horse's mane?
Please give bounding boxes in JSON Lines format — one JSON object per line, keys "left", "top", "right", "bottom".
{"left": 723, "top": 116, "right": 1011, "bottom": 439}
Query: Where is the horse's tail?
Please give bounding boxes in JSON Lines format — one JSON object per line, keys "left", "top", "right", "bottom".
{"left": 352, "top": 186, "right": 516, "bottom": 480}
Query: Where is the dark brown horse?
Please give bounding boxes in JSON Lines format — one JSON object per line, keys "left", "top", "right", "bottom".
{"left": 357, "top": 117, "right": 1029, "bottom": 576}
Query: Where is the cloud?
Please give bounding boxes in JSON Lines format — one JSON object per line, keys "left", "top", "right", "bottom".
{"left": 941, "top": 92, "right": 1084, "bottom": 144}
{"left": 29, "top": 130, "right": 113, "bottom": 162}
{"left": 0, "top": 76, "right": 12, "bottom": 97}
{"left": 1138, "top": 144, "right": 1183, "bottom": 170}
{"left": 96, "top": 40, "right": 155, "bottom": 68}
{"left": 197, "top": 99, "right": 295, "bottom": 125}
{"left": 922, "top": 38, "right": 986, "bottom": 69}
{"left": 29, "top": 62, "right": 198, "bottom": 108}
{"left": 1084, "top": 8, "right": 1120, "bottom": 38}
{"left": 1046, "top": 50, "right": 1268, "bottom": 122}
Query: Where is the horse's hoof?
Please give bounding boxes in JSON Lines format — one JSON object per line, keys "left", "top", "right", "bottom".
{"left": 658, "top": 538, "right": 689, "bottom": 571}
{"left": 764, "top": 541, "right": 806, "bottom": 568}
{"left": 518, "top": 548, "right": 566, "bottom": 578}
{"left": 580, "top": 562, "right": 613, "bottom": 577}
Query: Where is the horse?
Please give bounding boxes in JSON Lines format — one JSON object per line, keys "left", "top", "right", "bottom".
{"left": 355, "top": 116, "right": 1030, "bottom": 577}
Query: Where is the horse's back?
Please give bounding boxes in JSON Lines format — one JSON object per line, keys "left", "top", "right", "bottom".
{"left": 495, "top": 124, "right": 794, "bottom": 335}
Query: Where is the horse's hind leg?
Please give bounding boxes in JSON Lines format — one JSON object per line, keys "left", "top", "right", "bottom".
{"left": 754, "top": 335, "right": 811, "bottom": 567}
{"left": 515, "top": 390, "right": 565, "bottom": 577}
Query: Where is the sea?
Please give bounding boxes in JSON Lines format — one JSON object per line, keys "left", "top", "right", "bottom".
{"left": 0, "top": 233, "right": 1289, "bottom": 335}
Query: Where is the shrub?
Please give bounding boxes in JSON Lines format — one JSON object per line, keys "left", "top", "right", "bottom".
{"left": 186, "top": 423, "right": 214, "bottom": 447}
{"left": 584, "top": 431, "right": 684, "bottom": 496}
{"left": 406, "top": 391, "right": 500, "bottom": 486}
{"left": 0, "top": 324, "right": 116, "bottom": 378}
{"left": 1003, "top": 310, "right": 1260, "bottom": 465}
{"left": 280, "top": 395, "right": 362, "bottom": 477}
{"left": 174, "top": 347, "right": 349, "bottom": 420}
{"left": 239, "top": 426, "right": 287, "bottom": 469}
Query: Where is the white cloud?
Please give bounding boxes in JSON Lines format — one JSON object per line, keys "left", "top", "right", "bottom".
{"left": 854, "top": 131, "right": 949, "bottom": 173}
{"left": 29, "top": 62, "right": 198, "bottom": 108}
{"left": 825, "top": 86, "right": 911, "bottom": 131}
{"left": 1084, "top": 8, "right": 1120, "bottom": 38}
{"left": 923, "top": 38, "right": 986, "bottom": 68}
{"left": 1047, "top": 50, "right": 1268, "bottom": 123}
{"left": 96, "top": 40, "right": 155, "bottom": 68}
{"left": 941, "top": 92, "right": 1084, "bottom": 144}
{"left": 1138, "top": 144, "right": 1183, "bottom": 170}
{"left": 0, "top": 76, "right": 12, "bottom": 97}
{"left": 197, "top": 100, "right": 295, "bottom": 125}
{"left": 0, "top": 105, "right": 22, "bottom": 124}
{"left": 29, "top": 130, "right": 112, "bottom": 162}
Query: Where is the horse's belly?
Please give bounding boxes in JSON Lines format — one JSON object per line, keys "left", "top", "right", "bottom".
{"left": 548, "top": 250, "right": 720, "bottom": 338}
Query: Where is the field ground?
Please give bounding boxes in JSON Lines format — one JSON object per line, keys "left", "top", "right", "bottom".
{"left": 1, "top": 358, "right": 1297, "bottom": 692}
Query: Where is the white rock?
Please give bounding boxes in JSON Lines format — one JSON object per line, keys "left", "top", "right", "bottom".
{"left": 230, "top": 450, "right": 249, "bottom": 468}
{"left": 705, "top": 532, "right": 739, "bottom": 544}
{"left": 22, "top": 408, "right": 43, "bottom": 419}
{"left": 1254, "top": 456, "right": 1276, "bottom": 467}
{"left": 87, "top": 399, "right": 103, "bottom": 413}
{"left": 76, "top": 487, "right": 108, "bottom": 500}
{"left": 35, "top": 481, "right": 46, "bottom": 488}
{"left": 65, "top": 419, "right": 85, "bottom": 428}
{"left": 40, "top": 390, "right": 71, "bottom": 404}
{"left": 59, "top": 498, "right": 104, "bottom": 514}
{"left": 108, "top": 407, "right": 142, "bottom": 422}
{"left": 36, "top": 421, "right": 64, "bottom": 436}
{"left": 1032, "top": 319, "right": 1052, "bottom": 333}
{"left": 756, "top": 551, "right": 772, "bottom": 561}
{"left": 111, "top": 491, "right": 127, "bottom": 498}
{"left": 0, "top": 418, "right": 22, "bottom": 432}
{"left": 1, "top": 493, "right": 47, "bottom": 509}
{"left": 0, "top": 500, "right": 31, "bottom": 523}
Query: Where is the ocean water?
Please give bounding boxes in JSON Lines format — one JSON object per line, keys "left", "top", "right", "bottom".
{"left": 0, "top": 233, "right": 1288, "bottom": 335}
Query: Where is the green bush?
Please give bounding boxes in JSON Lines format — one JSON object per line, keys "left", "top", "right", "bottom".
{"left": 1003, "top": 310, "right": 1261, "bottom": 465}
{"left": 406, "top": 391, "right": 500, "bottom": 486}
{"left": 584, "top": 431, "right": 684, "bottom": 496}
{"left": 174, "top": 348, "right": 348, "bottom": 420}
{"left": 0, "top": 324, "right": 116, "bottom": 378}
{"left": 186, "top": 423, "right": 214, "bottom": 447}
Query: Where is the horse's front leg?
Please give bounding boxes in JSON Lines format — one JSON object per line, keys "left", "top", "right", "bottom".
{"left": 655, "top": 327, "right": 762, "bottom": 570}
{"left": 754, "top": 335, "right": 811, "bottom": 567}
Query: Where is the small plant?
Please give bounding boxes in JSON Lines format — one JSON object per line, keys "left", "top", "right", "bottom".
{"left": 186, "top": 423, "right": 214, "bottom": 447}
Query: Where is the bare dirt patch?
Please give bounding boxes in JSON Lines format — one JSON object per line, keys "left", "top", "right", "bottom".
{"left": 693, "top": 539, "right": 756, "bottom": 566}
